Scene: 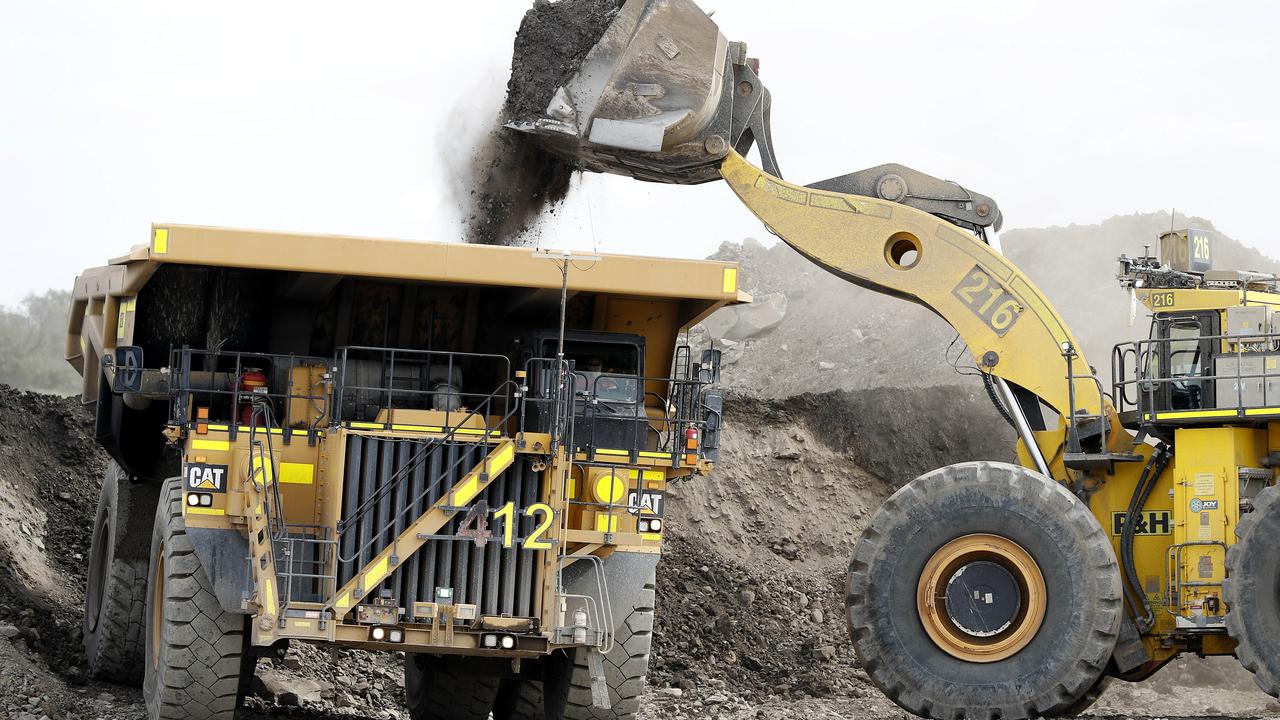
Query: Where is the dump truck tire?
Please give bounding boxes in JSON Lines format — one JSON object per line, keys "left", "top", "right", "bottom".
{"left": 84, "top": 461, "right": 149, "bottom": 685}
{"left": 143, "top": 478, "right": 251, "bottom": 720}
{"left": 564, "top": 571, "right": 656, "bottom": 720}
{"left": 492, "top": 678, "right": 545, "bottom": 720}
{"left": 847, "top": 461, "right": 1122, "bottom": 720}
{"left": 405, "top": 655, "right": 502, "bottom": 720}
{"left": 1226, "top": 483, "right": 1280, "bottom": 697}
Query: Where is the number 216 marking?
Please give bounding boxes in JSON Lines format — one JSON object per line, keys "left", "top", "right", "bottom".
{"left": 952, "top": 266, "right": 1023, "bottom": 336}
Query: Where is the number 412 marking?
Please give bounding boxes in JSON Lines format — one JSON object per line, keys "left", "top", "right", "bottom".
{"left": 494, "top": 502, "right": 555, "bottom": 550}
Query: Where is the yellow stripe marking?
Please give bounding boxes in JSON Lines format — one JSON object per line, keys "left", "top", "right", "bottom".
{"left": 191, "top": 439, "right": 230, "bottom": 451}
{"left": 279, "top": 462, "right": 314, "bottom": 485}
{"left": 335, "top": 592, "right": 351, "bottom": 611}
{"left": 453, "top": 476, "right": 480, "bottom": 506}
{"left": 365, "top": 556, "right": 390, "bottom": 588}
{"left": 722, "top": 267, "right": 738, "bottom": 293}
{"left": 595, "top": 448, "right": 629, "bottom": 457}
{"left": 153, "top": 227, "right": 169, "bottom": 254}
{"left": 1154, "top": 409, "right": 1238, "bottom": 420}
{"left": 1244, "top": 408, "right": 1280, "bottom": 416}
{"left": 185, "top": 506, "right": 225, "bottom": 516}
{"left": 641, "top": 533, "right": 663, "bottom": 542}
{"left": 638, "top": 451, "right": 669, "bottom": 459}
{"left": 595, "top": 514, "right": 619, "bottom": 533}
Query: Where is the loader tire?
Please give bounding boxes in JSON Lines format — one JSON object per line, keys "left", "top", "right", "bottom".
{"left": 405, "top": 655, "right": 502, "bottom": 720}
{"left": 847, "top": 462, "right": 1122, "bottom": 720}
{"left": 143, "top": 478, "right": 251, "bottom": 720}
{"left": 1225, "top": 483, "right": 1280, "bottom": 697}
{"left": 1045, "top": 675, "right": 1110, "bottom": 717}
{"left": 84, "top": 461, "right": 149, "bottom": 685}
{"left": 563, "top": 571, "right": 656, "bottom": 720}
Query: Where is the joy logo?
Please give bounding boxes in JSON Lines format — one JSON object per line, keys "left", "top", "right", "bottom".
{"left": 185, "top": 463, "right": 228, "bottom": 493}
{"left": 1189, "top": 498, "right": 1219, "bottom": 513}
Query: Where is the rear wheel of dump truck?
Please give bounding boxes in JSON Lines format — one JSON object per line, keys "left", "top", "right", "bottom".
{"left": 405, "top": 655, "right": 503, "bottom": 720}
{"left": 1225, "top": 483, "right": 1280, "bottom": 697}
{"left": 143, "top": 478, "right": 252, "bottom": 720}
{"left": 84, "top": 461, "right": 151, "bottom": 685}
{"left": 847, "top": 462, "right": 1122, "bottom": 720}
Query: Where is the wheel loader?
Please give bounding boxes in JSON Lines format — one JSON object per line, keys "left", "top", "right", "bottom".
{"left": 69, "top": 227, "right": 743, "bottom": 719}
{"left": 504, "top": 0, "right": 1280, "bottom": 717}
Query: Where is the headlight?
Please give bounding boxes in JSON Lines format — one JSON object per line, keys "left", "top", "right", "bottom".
{"left": 500, "top": 635, "right": 516, "bottom": 650}
{"left": 199, "top": 494, "right": 213, "bottom": 507}
{"left": 370, "top": 626, "right": 386, "bottom": 641}
{"left": 482, "top": 634, "right": 499, "bottom": 649}
{"left": 187, "top": 494, "right": 200, "bottom": 506}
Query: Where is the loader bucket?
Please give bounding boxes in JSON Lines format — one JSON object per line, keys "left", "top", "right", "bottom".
{"left": 507, "top": 0, "right": 780, "bottom": 184}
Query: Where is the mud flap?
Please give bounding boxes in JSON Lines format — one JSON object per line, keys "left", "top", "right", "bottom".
{"left": 186, "top": 527, "right": 253, "bottom": 614}
{"left": 1112, "top": 614, "right": 1152, "bottom": 674}
{"left": 586, "top": 647, "right": 610, "bottom": 709}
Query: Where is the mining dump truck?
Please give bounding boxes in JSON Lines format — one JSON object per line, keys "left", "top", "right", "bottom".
{"left": 67, "top": 224, "right": 744, "bottom": 719}
{"left": 504, "top": 0, "right": 1280, "bottom": 717}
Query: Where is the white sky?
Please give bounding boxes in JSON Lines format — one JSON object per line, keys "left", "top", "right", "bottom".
{"left": 2, "top": 0, "right": 1278, "bottom": 306}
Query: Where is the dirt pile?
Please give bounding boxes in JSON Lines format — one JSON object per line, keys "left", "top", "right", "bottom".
{"left": 460, "top": 0, "right": 622, "bottom": 245}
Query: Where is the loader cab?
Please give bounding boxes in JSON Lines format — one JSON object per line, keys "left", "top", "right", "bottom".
{"left": 1147, "top": 311, "right": 1218, "bottom": 411}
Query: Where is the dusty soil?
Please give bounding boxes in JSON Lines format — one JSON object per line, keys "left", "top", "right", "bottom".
{"left": 505, "top": 0, "right": 622, "bottom": 122}
{"left": 2, "top": 383, "right": 1277, "bottom": 719}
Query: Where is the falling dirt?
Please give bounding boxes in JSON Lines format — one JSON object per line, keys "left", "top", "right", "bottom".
{"left": 459, "top": 0, "right": 623, "bottom": 245}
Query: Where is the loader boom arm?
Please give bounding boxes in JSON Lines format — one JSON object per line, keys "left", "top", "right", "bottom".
{"left": 718, "top": 151, "right": 1102, "bottom": 425}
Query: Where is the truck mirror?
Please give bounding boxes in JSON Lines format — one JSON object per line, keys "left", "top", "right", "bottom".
{"left": 106, "top": 346, "right": 144, "bottom": 393}
{"left": 699, "top": 348, "right": 722, "bottom": 384}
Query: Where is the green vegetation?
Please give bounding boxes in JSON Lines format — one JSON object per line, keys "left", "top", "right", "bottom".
{"left": 0, "top": 290, "right": 80, "bottom": 396}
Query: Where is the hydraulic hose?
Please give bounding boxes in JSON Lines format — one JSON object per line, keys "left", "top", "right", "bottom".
{"left": 1121, "top": 444, "right": 1172, "bottom": 633}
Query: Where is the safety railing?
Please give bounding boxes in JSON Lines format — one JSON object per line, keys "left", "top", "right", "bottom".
{"left": 169, "top": 347, "right": 330, "bottom": 444}
{"left": 1113, "top": 329, "right": 1280, "bottom": 419}
{"left": 332, "top": 346, "right": 513, "bottom": 429}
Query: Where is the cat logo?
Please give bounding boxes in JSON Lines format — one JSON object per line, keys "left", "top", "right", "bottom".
{"left": 1111, "top": 510, "right": 1172, "bottom": 536}
{"left": 627, "top": 490, "right": 665, "bottom": 517}
{"left": 184, "top": 463, "right": 229, "bottom": 493}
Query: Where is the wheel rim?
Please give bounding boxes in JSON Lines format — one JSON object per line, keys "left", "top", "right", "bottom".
{"left": 150, "top": 543, "right": 165, "bottom": 671}
{"left": 86, "top": 513, "right": 109, "bottom": 633}
{"left": 916, "top": 533, "right": 1046, "bottom": 663}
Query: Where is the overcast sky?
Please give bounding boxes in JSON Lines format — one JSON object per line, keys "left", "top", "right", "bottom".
{"left": 3, "top": 0, "right": 1278, "bottom": 306}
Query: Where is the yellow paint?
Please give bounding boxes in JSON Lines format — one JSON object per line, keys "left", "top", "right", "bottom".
{"left": 335, "top": 593, "right": 351, "bottom": 611}
{"left": 592, "top": 471, "right": 626, "bottom": 504}
{"left": 595, "top": 448, "right": 629, "bottom": 457}
{"left": 185, "top": 506, "right": 225, "bottom": 516}
{"left": 453, "top": 476, "right": 480, "bottom": 506}
{"left": 251, "top": 454, "right": 276, "bottom": 484}
{"left": 641, "top": 533, "right": 663, "bottom": 542}
{"left": 191, "top": 439, "right": 230, "bottom": 451}
{"left": 279, "top": 462, "right": 314, "bottom": 485}
{"left": 637, "top": 451, "right": 669, "bottom": 459}
{"left": 291, "top": 620, "right": 313, "bottom": 629}
{"left": 261, "top": 576, "right": 276, "bottom": 613}
{"left": 722, "top": 267, "right": 738, "bottom": 293}
{"left": 153, "top": 227, "right": 169, "bottom": 254}
{"left": 595, "top": 514, "right": 619, "bottom": 533}
{"left": 365, "top": 556, "right": 390, "bottom": 588}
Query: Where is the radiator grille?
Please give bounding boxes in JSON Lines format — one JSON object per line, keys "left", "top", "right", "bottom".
{"left": 338, "top": 435, "right": 541, "bottom": 618}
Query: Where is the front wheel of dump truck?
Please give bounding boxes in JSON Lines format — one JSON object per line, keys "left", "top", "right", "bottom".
{"left": 847, "top": 462, "right": 1122, "bottom": 720}
{"left": 143, "top": 478, "right": 252, "bottom": 720}
{"left": 84, "top": 461, "right": 152, "bottom": 685}
{"left": 405, "top": 655, "right": 503, "bottom": 720}
{"left": 1225, "top": 483, "right": 1280, "bottom": 697}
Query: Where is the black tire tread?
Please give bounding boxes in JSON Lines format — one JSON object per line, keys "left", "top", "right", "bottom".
{"left": 847, "top": 461, "right": 1122, "bottom": 720}
{"left": 1225, "top": 483, "right": 1280, "bottom": 697}
{"left": 144, "top": 478, "right": 249, "bottom": 720}
{"left": 405, "top": 655, "right": 502, "bottom": 720}
{"left": 86, "top": 556, "right": 149, "bottom": 684}
{"left": 564, "top": 576, "right": 655, "bottom": 720}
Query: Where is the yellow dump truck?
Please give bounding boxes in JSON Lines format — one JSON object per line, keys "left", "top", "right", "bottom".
{"left": 67, "top": 224, "right": 746, "bottom": 720}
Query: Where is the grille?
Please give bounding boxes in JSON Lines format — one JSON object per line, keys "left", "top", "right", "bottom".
{"left": 337, "top": 435, "right": 541, "bottom": 618}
